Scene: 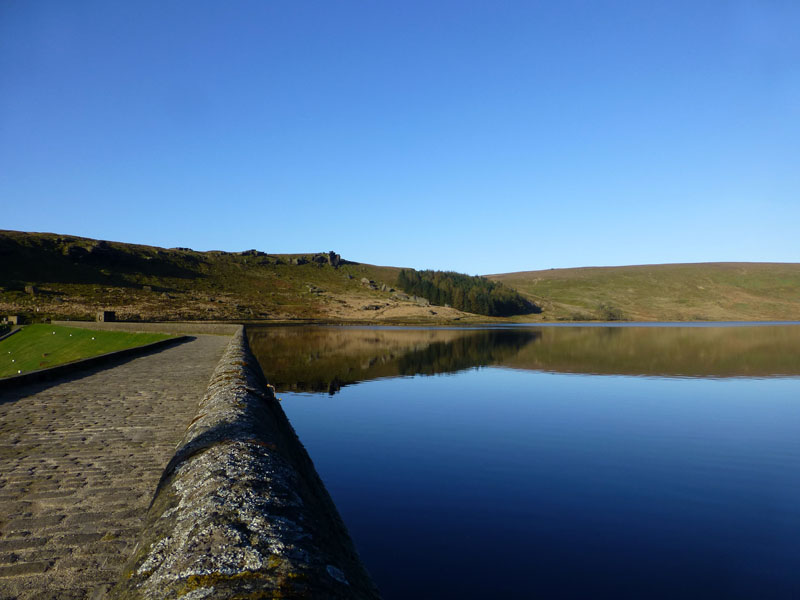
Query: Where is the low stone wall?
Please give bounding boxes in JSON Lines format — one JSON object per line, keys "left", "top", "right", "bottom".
{"left": 52, "top": 321, "right": 241, "bottom": 336}
{"left": 109, "top": 327, "right": 380, "bottom": 599}
{"left": 0, "top": 336, "right": 189, "bottom": 390}
{"left": 0, "top": 326, "right": 20, "bottom": 342}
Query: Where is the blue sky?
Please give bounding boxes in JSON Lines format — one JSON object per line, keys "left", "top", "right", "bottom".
{"left": 2, "top": 1, "right": 798, "bottom": 274}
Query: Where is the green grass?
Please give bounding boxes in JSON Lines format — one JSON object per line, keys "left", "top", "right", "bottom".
{"left": 0, "top": 324, "right": 172, "bottom": 377}
{"left": 3, "top": 230, "right": 799, "bottom": 323}
{"left": 488, "top": 263, "right": 800, "bottom": 322}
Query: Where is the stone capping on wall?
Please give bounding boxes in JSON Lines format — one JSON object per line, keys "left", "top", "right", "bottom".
{"left": 109, "top": 327, "right": 381, "bottom": 600}
{"left": 0, "top": 327, "right": 20, "bottom": 343}
{"left": 52, "top": 320, "right": 241, "bottom": 336}
{"left": 0, "top": 335, "right": 190, "bottom": 390}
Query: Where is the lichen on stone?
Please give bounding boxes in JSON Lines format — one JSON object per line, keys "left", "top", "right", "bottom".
{"left": 109, "top": 327, "right": 380, "bottom": 599}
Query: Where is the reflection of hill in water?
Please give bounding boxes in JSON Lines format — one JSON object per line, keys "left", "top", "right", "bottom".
{"left": 504, "top": 325, "right": 800, "bottom": 378}
{"left": 248, "top": 325, "right": 800, "bottom": 393}
{"left": 247, "top": 327, "right": 538, "bottom": 394}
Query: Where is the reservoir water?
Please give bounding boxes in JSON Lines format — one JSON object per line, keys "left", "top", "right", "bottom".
{"left": 248, "top": 324, "right": 800, "bottom": 599}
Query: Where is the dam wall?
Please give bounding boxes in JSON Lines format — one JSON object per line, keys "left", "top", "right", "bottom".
{"left": 109, "top": 327, "right": 380, "bottom": 599}
{"left": 52, "top": 321, "right": 241, "bottom": 336}
{"left": 0, "top": 330, "right": 229, "bottom": 599}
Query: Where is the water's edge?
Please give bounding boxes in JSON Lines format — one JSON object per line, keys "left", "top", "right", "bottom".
{"left": 110, "top": 326, "right": 380, "bottom": 599}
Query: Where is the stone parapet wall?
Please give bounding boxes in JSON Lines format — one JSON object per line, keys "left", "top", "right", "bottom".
{"left": 109, "top": 327, "right": 380, "bottom": 599}
{"left": 0, "top": 334, "right": 230, "bottom": 599}
{"left": 52, "top": 321, "right": 241, "bottom": 336}
{"left": 0, "top": 336, "right": 189, "bottom": 390}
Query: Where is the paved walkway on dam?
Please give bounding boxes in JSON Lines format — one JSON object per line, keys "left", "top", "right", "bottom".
{"left": 0, "top": 334, "right": 229, "bottom": 600}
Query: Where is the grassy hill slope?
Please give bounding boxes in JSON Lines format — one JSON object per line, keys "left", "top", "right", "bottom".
{"left": 0, "top": 230, "right": 473, "bottom": 323}
{"left": 4, "top": 230, "right": 798, "bottom": 323}
{"left": 488, "top": 263, "right": 800, "bottom": 321}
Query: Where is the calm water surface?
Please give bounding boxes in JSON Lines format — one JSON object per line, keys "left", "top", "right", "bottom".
{"left": 249, "top": 324, "right": 800, "bottom": 599}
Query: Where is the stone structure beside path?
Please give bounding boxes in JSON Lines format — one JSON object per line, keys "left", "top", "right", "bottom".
{"left": 0, "top": 331, "right": 229, "bottom": 599}
{"left": 110, "top": 328, "right": 379, "bottom": 599}
{"left": 1, "top": 322, "right": 379, "bottom": 599}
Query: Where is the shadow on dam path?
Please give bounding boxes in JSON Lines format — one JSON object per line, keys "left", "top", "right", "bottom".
{"left": 0, "top": 334, "right": 228, "bottom": 599}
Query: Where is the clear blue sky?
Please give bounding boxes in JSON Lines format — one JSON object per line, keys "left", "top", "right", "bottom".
{"left": 2, "top": 1, "right": 798, "bottom": 274}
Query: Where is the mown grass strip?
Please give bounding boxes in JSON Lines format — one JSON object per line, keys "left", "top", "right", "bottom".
{"left": 0, "top": 324, "right": 172, "bottom": 377}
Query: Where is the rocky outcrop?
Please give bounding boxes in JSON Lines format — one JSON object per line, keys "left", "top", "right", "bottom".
{"left": 110, "top": 328, "right": 380, "bottom": 600}
{"left": 391, "top": 291, "right": 430, "bottom": 306}
{"left": 293, "top": 252, "right": 340, "bottom": 267}
{"left": 326, "top": 251, "right": 341, "bottom": 267}
{"left": 412, "top": 295, "right": 431, "bottom": 307}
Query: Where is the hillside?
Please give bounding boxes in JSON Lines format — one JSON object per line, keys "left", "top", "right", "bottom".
{"left": 488, "top": 263, "right": 800, "bottom": 322}
{"left": 0, "top": 230, "right": 475, "bottom": 323}
{"left": 4, "top": 231, "right": 799, "bottom": 323}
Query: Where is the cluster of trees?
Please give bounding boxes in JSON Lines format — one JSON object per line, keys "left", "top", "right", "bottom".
{"left": 397, "top": 330, "right": 538, "bottom": 375}
{"left": 396, "top": 269, "right": 540, "bottom": 317}
{"left": 598, "top": 303, "right": 627, "bottom": 321}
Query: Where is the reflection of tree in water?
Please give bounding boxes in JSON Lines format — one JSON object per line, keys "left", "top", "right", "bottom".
{"left": 250, "top": 324, "right": 800, "bottom": 392}
{"left": 396, "top": 330, "right": 538, "bottom": 376}
{"left": 248, "top": 327, "right": 538, "bottom": 395}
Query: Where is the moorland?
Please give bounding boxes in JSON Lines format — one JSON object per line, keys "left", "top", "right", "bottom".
{"left": 2, "top": 229, "right": 799, "bottom": 324}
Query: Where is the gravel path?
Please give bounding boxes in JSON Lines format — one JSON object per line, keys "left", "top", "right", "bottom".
{"left": 0, "top": 334, "right": 229, "bottom": 599}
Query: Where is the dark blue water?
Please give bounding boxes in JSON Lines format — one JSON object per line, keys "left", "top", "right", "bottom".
{"left": 251, "top": 325, "right": 800, "bottom": 599}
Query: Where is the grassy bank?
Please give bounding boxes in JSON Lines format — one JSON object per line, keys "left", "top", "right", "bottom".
{"left": 0, "top": 324, "right": 172, "bottom": 377}
{"left": 488, "top": 263, "right": 800, "bottom": 322}
{"left": 3, "top": 230, "right": 799, "bottom": 323}
{"left": 0, "top": 230, "right": 473, "bottom": 323}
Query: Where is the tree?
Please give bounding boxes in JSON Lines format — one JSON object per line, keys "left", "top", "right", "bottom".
{"left": 395, "top": 269, "right": 540, "bottom": 317}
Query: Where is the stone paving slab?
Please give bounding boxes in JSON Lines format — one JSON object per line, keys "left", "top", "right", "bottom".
{"left": 0, "top": 334, "right": 229, "bottom": 599}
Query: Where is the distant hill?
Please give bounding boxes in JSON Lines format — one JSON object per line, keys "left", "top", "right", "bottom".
{"left": 0, "top": 230, "right": 474, "bottom": 323}
{"left": 488, "top": 263, "right": 800, "bottom": 321}
{"left": 3, "top": 230, "right": 798, "bottom": 323}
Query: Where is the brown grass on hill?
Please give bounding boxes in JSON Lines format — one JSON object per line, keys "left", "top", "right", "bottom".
{"left": 488, "top": 262, "right": 800, "bottom": 322}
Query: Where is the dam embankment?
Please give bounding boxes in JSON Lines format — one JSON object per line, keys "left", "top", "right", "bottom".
{"left": 109, "top": 327, "right": 380, "bottom": 599}
{"left": 51, "top": 321, "right": 242, "bottom": 336}
{"left": 1, "top": 322, "right": 378, "bottom": 599}
{"left": 0, "top": 330, "right": 229, "bottom": 599}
